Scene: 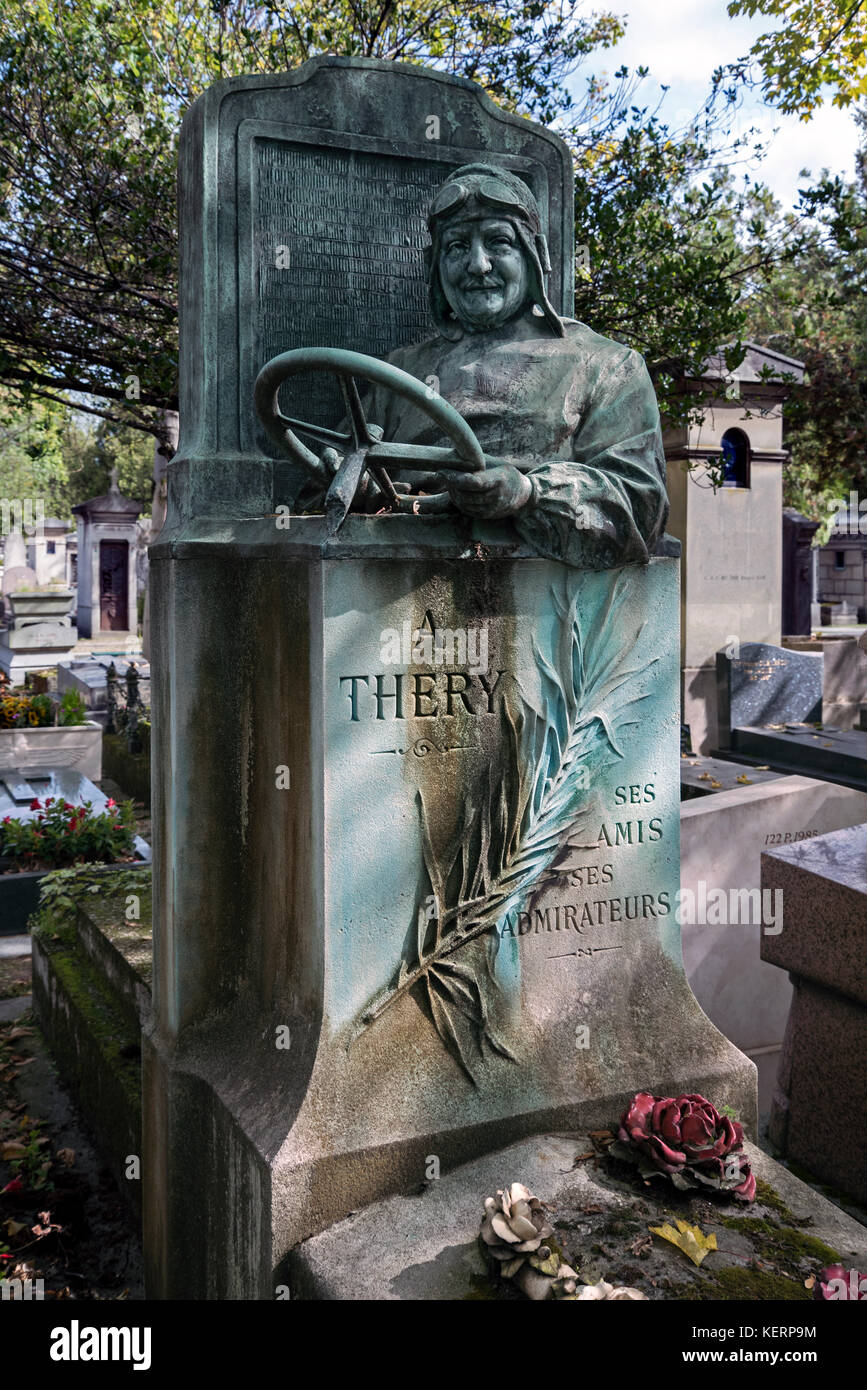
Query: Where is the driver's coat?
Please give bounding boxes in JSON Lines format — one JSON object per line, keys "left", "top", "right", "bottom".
{"left": 368, "top": 315, "right": 669, "bottom": 571}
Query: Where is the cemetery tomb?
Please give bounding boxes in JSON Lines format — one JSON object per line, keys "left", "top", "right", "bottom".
{"left": 142, "top": 57, "right": 754, "bottom": 1299}
{"left": 762, "top": 825, "right": 867, "bottom": 1204}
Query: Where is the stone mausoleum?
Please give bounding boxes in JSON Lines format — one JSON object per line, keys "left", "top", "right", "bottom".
{"left": 73, "top": 469, "right": 142, "bottom": 640}
{"left": 664, "top": 343, "right": 804, "bottom": 753}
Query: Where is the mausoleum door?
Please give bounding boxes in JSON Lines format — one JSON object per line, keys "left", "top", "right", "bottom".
{"left": 99, "top": 539, "right": 128, "bottom": 630}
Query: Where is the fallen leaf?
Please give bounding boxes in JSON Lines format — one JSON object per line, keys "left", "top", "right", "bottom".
{"left": 5, "top": 1028, "right": 33, "bottom": 1042}
{"left": 755, "top": 766, "right": 771, "bottom": 771}
{"left": 56, "top": 1148, "right": 75, "bottom": 1167}
{"left": 588, "top": 1130, "right": 614, "bottom": 1149}
{"left": 649, "top": 1219, "right": 718, "bottom": 1266}
{"left": 1, "top": 1141, "right": 26, "bottom": 1160}
{"left": 698, "top": 772, "right": 711, "bottom": 780}
{"left": 709, "top": 780, "right": 722, "bottom": 788}
{"left": 735, "top": 774, "right": 752, "bottom": 784}
{"left": 2, "top": 1218, "right": 27, "bottom": 1238}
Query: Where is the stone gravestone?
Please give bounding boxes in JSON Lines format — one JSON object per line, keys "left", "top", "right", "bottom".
{"left": 144, "top": 57, "right": 754, "bottom": 1300}
{"left": 716, "top": 640, "right": 822, "bottom": 748}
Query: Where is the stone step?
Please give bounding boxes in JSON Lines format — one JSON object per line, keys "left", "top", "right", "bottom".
{"left": 289, "top": 1132, "right": 867, "bottom": 1301}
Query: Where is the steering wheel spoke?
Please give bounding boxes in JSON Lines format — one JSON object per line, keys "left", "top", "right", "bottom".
{"left": 254, "top": 347, "right": 486, "bottom": 531}
{"left": 338, "top": 374, "right": 373, "bottom": 449}
{"left": 276, "top": 413, "right": 353, "bottom": 449}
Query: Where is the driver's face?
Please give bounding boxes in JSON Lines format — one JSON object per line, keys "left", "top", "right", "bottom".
{"left": 438, "top": 217, "right": 530, "bottom": 331}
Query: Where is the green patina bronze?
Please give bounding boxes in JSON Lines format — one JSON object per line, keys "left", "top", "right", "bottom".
{"left": 255, "top": 161, "right": 669, "bottom": 565}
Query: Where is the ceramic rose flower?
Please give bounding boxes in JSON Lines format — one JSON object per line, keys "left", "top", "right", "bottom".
{"left": 611, "top": 1091, "right": 756, "bottom": 1202}
{"left": 480, "top": 1182, "right": 554, "bottom": 1274}
{"left": 812, "top": 1264, "right": 867, "bottom": 1300}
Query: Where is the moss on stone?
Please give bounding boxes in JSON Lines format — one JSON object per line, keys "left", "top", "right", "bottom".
{"left": 670, "top": 1266, "right": 810, "bottom": 1301}
{"left": 32, "top": 869, "right": 153, "bottom": 990}
{"left": 717, "top": 1214, "right": 840, "bottom": 1269}
{"left": 33, "top": 914, "right": 141, "bottom": 1107}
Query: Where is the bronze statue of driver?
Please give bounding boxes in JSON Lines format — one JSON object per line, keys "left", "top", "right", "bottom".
{"left": 268, "top": 163, "right": 669, "bottom": 569}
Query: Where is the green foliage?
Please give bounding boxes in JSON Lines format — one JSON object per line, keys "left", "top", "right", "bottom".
{"left": 36, "top": 862, "right": 151, "bottom": 916}
{"left": 743, "top": 128, "right": 867, "bottom": 513}
{"left": 0, "top": 0, "right": 624, "bottom": 439}
{"left": 728, "top": 0, "right": 867, "bottom": 118}
{"left": 58, "top": 688, "right": 87, "bottom": 727}
{"left": 7, "top": 1121, "right": 53, "bottom": 1192}
{"left": 0, "top": 796, "right": 136, "bottom": 870}
{"left": 0, "top": 0, "right": 794, "bottom": 442}
{"left": 0, "top": 387, "right": 153, "bottom": 518}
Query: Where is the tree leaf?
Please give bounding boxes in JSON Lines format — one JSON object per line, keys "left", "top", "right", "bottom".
{"left": 648, "top": 1219, "right": 718, "bottom": 1266}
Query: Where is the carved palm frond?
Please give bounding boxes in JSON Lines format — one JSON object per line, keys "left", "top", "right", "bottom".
{"left": 360, "top": 572, "right": 657, "bottom": 1082}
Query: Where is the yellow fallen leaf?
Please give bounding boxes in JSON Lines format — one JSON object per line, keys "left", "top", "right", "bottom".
{"left": 755, "top": 766, "right": 771, "bottom": 771}
{"left": 709, "top": 780, "right": 722, "bottom": 788}
{"left": 649, "top": 1219, "right": 718, "bottom": 1266}
{"left": 698, "top": 773, "right": 711, "bottom": 780}
{"left": 735, "top": 774, "right": 752, "bottom": 784}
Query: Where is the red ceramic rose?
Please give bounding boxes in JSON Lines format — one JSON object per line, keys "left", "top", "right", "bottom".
{"left": 611, "top": 1091, "right": 756, "bottom": 1202}
{"left": 812, "top": 1264, "right": 867, "bottom": 1300}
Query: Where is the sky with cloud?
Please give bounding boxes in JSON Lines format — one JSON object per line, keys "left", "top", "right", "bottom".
{"left": 568, "top": 0, "right": 861, "bottom": 209}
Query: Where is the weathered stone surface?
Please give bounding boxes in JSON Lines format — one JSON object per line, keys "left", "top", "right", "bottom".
{"left": 762, "top": 827, "right": 867, "bottom": 1203}
{"left": 145, "top": 520, "right": 754, "bottom": 1297}
{"left": 680, "top": 752, "right": 783, "bottom": 798}
{"left": 761, "top": 825, "right": 867, "bottom": 1005}
{"left": 31, "top": 872, "right": 151, "bottom": 1216}
{"left": 0, "top": 722, "right": 103, "bottom": 780}
{"left": 289, "top": 1132, "right": 867, "bottom": 1300}
{"left": 723, "top": 724, "right": 867, "bottom": 793}
{"left": 783, "top": 634, "right": 867, "bottom": 731}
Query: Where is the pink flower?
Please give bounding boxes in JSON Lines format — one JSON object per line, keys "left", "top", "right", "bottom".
{"left": 106, "top": 798, "right": 117, "bottom": 809}
{"left": 617, "top": 1091, "right": 755, "bottom": 1202}
{"left": 29, "top": 798, "right": 40, "bottom": 810}
{"left": 813, "top": 1265, "right": 867, "bottom": 1300}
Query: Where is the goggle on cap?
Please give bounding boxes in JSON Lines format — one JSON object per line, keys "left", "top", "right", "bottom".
{"left": 425, "top": 163, "right": 564, "bottom": 340}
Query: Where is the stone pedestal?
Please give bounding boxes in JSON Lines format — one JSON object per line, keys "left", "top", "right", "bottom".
{"left": 0, "top": 604, "right": 77, "bottom": 680}
{"left": 144, "top": 519, "right": 755, "bottom": 1299}
{"left": 762, "top": 825, "right": 867, "bottom": 1203}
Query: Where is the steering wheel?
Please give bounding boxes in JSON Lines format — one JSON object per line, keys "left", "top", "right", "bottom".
{"left": 253, "top": 347, "right": 486, "bottom": 533}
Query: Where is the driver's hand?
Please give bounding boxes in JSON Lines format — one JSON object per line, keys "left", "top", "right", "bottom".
{"left": 434, "top": 464, "right": 532, "bottom": 520}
